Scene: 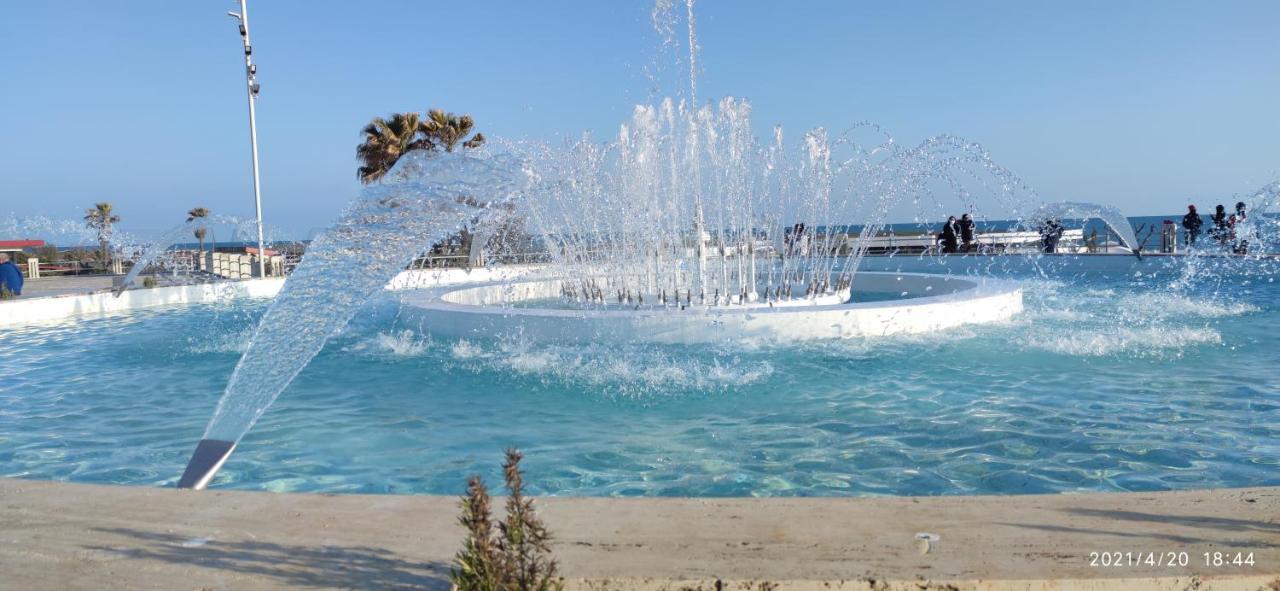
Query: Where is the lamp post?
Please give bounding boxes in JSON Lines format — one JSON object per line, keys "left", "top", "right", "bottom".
{"left": 228, "top": 0, "right": 267, "bottom": 278}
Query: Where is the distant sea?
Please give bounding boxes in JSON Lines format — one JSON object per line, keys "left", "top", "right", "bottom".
{"left": 846, "top": 213, "right": 1274, "bottom": 237}
{"left": 165, "top": 240, "right": 308, "bottom": 250}
{"left": 74, "top": 213, "right": 1270, "bottom": 252}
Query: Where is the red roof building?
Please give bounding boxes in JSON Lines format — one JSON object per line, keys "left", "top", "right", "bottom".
{"left": 0, "top": 240, "right": 45, "bottom": 252}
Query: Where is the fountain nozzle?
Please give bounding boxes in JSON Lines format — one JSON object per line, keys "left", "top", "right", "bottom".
{"left": 177, "top": 439, "right": 237, "bottom": 490}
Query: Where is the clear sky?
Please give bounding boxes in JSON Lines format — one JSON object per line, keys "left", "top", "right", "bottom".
{"left": 1, "top": 1, "right": 1277, "bottom": 238}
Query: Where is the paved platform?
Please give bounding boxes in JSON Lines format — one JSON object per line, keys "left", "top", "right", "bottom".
{"left": 14, "top": 275, "right": 115, "bottom": 298}
{"left": 1, "top": 478, "right": 1275, "bottom": 590}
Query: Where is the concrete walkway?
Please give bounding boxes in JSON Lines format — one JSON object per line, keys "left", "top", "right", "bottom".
{"left": 1, "top": 479, "right": 1275, "bottom": 590}
{"left": 15, "top": 275, "right": 114, "bottom": 298}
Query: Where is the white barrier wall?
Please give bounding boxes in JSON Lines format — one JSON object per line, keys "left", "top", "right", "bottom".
{"left": 401, "top": 272, "right": 1024, "bottom": 344}
{"left": 0, "top": 266, "right": 1018, "bottom": 342}
{"left": 0, "top": 266, "right": 547, "bottom": 328}
{"left": 385, "top": 265, "right": 546, "bottom": 290}
{"left": 0, "top": 279, "right": 285, "bottom": 327}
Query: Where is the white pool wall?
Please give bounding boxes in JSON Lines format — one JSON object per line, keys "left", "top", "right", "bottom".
{"left": 401, "top": 272, "right": 1024, "bottom": 344}
{"left": 0, "top": 266, "right": 546, "bottom": 328}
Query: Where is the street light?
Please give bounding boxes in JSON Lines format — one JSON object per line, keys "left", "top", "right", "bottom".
{"left": 228, "top": 1, "right": 267, "bottom": 279}
{"left": 174, "top": 2, "right": 268, "bottom": 491}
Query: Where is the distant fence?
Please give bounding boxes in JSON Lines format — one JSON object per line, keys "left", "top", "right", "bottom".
{"left": 22, "top": 258, "right": 127, "bottom": 278}
{"left": 13, "top": 226, "right": 1167, "bottom": 283}
{"left": 207, "top": 252, "right": 284, "bottom": 279}
{"left": 20, "top": 251, "right": 284, "bottom": 280}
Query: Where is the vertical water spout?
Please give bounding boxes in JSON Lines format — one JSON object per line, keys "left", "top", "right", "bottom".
{"left": 694, "top": 202, "right": 707, "bottom": 297}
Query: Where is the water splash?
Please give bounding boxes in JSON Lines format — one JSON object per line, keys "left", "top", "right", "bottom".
{"left": 180, "top": 151, "right": 532, "bottom": 486}
{"left": 444, "top": 337, "right": 774, "bottom": 398}
{"left": 514, "top": 101, "right": 1043, "bottom": 309}
{"left": 0, "top": 215, "right": 98, "bottom": 246}
{"left": 112, "top": 219, "right": 210, "bottom": 295}
{"left": 1028, "top": 202, "right": 1142, "bottom": 255}
{"left": 345, "top": 330, "right": 433, "bottom": 358}
{"left": 649, "top": 0, "right": 699, "bottom": 102}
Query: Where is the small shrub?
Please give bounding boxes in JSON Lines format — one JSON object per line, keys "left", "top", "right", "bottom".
{"left": 142, "top": 276, "right": 158, "bottom": 289}
{"left": 451, "top": 448, "right": 562, "bottom": 591}
{"left": 453, "top": 475, "right": 501, "bottom": 591}
{"left": 0, "top": 286, "right": 13, "bottom": 300}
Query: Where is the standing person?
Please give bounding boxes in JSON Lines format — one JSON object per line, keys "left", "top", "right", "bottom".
{"left": 958, "top": 213, "right": 976, "bottom": 252}
{"left": 1232, "top": 201, "right": 1250, "bottom": 254}
{"left": 938, "top": 216, "right": 960, "bottom": 254}
{"left": 1210, "top": 204, "right": 1230, "bottom": 247}
{"left": 1038, "top": 218, "right": 1064, "bottom": 253}
{"left": 0, "top": 253, "right": 23, "bottom": 297}
{"left": 1182, "top": 205, "right": 1203, "bottom": 246}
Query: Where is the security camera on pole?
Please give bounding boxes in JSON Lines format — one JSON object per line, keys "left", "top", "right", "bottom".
{"left": 228, "top": 1, "right": 268, "bottom": 278}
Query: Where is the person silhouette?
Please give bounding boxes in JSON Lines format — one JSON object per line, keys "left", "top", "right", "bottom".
{"left": 939, "top": 216, "right": 960, "bottom": 254}
{"left": 1181, "top": 204, "right": 1202, "bottom": 246}
{"left": 959, "top": 213, "right": 976, "bottom": 252}
{"left": 0, "top": 253, "right": 23, "bottom": 297}
{"left": 1210, "top": 204, "right": 1229, "bottom": 247}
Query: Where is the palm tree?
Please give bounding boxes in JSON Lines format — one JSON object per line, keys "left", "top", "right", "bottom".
{"left": 356, "top": 112, "right": 433, "bottom": 184}
{"left": 84, "top": 202, "right": 120, "bottom": 268}
{"left": 356, "top": 109, "right": 487, "bottom": 184}
{"left": 187, "top": 207, "right": 211, "bottom": 268}
{"left": 421, "top": 109, "right": 485, "bottom": 152}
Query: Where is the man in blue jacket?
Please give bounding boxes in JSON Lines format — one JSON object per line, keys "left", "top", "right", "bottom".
{"left": 0, "top": 253, "right": 24, "bottom": 296}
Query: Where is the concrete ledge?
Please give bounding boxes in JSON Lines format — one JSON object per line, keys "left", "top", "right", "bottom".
{"left": 386, "top": 264, "right": 547, "bottom": 290}
{"left": 401, "top": 272, "right": 1024, "bottom": 343}
{"left": 0, "top": 278, "right": 286, "bottom": 327}
{"left": 2, "top": 478, "right": 1275, "bottom": 590}
{"left": 0, "top": 266, "right": 547, "bottom": 328}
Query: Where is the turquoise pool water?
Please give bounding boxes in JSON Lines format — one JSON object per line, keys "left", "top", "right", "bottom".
{"left": 1, "top": 255, "right": 1276, "bottom": 496}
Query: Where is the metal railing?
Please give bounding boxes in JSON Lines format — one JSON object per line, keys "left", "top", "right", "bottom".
{"left": 22, "top": 259, "right": 132, "bottom": 278}
{"left": 18, "top": 225, "right": 1180, "bottom": 283}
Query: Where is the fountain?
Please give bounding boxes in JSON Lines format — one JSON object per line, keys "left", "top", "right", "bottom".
{"left": 178, "top": 96, "right": 1040, "bottom": 486}
{"left": 109, "top": 214, "right": 277, "bottom": 295}
{"left": 177, "top": 152, "right": 532, "bottom": 488}
{"left": 0, "top": 1, "right": 1272, "bottom": 506}
{"left": 400, "top": 101, "right": 1026, "bottom": 344}
{"left": 175, "top": 0, "right": 1189, "bottom": 488}
{"left": 1027, "top": 201, "right": 1143, "bottom": 257}
{"left": 112, "top": 218, "right": 211, "bottom": 295}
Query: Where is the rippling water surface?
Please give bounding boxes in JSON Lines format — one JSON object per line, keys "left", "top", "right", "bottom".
{"left": 1, "top": 255, "right": 1277, "bottom": 496}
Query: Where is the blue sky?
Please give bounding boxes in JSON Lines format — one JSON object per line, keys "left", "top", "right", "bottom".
{"left": 1, "top": 1, "right": 1277, "bottom": 238}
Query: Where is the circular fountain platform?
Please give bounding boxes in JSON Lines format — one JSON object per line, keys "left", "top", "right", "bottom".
{"left": 401, "top": 272, "right": 1023, "bottom": 344}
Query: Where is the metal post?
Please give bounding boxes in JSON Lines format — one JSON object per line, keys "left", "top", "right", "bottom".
{"left": 694, "top": 204, "right": 707, "bottom": 299}
{"left": 230, "top": 1, "right": 267, "bottom": 278}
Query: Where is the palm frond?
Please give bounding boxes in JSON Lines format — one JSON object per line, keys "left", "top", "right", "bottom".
{"left": 463, "top": 133, "right": 486, "bottom": 150}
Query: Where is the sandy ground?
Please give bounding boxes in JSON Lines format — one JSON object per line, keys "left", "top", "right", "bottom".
{"left": 0, "top": 479, "right": 1276, "bottom": 590}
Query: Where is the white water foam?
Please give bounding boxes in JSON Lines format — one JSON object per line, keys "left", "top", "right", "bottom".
{"left": 1014, "top": 279, "right": 1253, "bottom": 359}
{"left": 449, "top": 339, "right": 485, "bottom": 360}
{"left": 1024, "top": 326, "right": 1223, "bottom": 358}
{"left": 345, "top": 330, "right": 433, "bottom": 358}
{"left": 187, "top": 328, "right": 255, "bottom": 355}
{"left": 445, "top": 338, "right": 773, "bottom": 395}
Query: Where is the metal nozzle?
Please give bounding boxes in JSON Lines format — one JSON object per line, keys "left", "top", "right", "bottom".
{"left": 177, "top": 439, "right": 237, "bottom": 490}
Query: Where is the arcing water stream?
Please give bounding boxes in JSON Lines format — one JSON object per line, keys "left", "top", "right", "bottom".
{"left": 178, "top": 152, "right": 532, "bottom": 487}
